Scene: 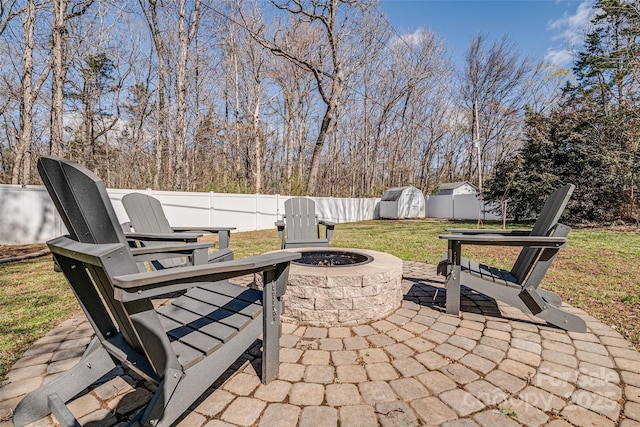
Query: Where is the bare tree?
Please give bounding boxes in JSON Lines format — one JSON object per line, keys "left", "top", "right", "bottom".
{"left": 50, "top": 0, "right": 94, "bottom": 157}
{"left": 461, "top": 33, "right": 531, "bottom": 190}
{"left": 265, "top": 17, "right": 315, "bottom": 192}
{"left": 174, "top": 0, "right": 201, "bottom": 190}
{"left": 12, "top": 0, "right": 50, "bottom": 185}
{"left": 0, "top": 0, "right": 20, "bottom": 37}
{"left": 243, "top": 0, "right": 363, "bottom": 194}
{"left": 139, "top": 0, "right": 168, "bottom": 189}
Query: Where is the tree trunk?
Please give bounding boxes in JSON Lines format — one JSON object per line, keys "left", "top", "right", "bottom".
{"left": 12, "top": 0, "right": 35, "bottom": 185}
{"left": 253, "top": 98, "right": 261, "bottom": 192}
{"left": 50, "top": 0, "right": 66, "bottom": 157}
{"left": 174, "top": 0, "right": 200, "bottom": 190}
{"left": 141, "top": 0, "right": 168, "bottom": 189}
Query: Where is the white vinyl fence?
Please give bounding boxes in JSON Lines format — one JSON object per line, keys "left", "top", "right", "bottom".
{"left": 0, "top": 184, "right": 380, "bottom": 244}
{"left": 426, "top": 194, "right": 501, "bottom": 221}
{"left": 0, "top": 185, "right": 500, "bottom": 245}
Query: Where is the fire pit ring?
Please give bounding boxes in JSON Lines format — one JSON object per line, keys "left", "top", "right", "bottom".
{"left": 293, "top": 249, "right": 373, "bottom": 267}
{"left": 280, "top": 248, "right": 404, "bottom": 326}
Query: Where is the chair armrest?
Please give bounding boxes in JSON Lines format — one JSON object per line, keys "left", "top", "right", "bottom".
{"left": 47, "top": 236, "right": 125, "bottom": 266}
{"left": 275, "top": 221, "right": 285, "bottom": 246}
{"left": 445, "top": 228, "right": 530, "bottom": 236}
{"left": 124, "top": 232, "right": 202, "bottom": 242}
{"left": 130, "top": 242, "right": 213, "bottom": 254}
{"left": 318, "top": 220, "right": 336, "bottom": 228}
{"left": 130, "top": 242, "right": 213, "bottom": 265}
{"left": 439, "top": 234, "right": 567, "bottom": 248}
{"left": 172, "top": 226, "right": 236, "bottom": 233}
{"left": 318, "top": 220, "right": 336, "bottom": 241}
{"left": 172, "top": 227, "right": 235, "bottom": 249}
{"left": 112, "top": 251, "right": 301, "bottom": 301}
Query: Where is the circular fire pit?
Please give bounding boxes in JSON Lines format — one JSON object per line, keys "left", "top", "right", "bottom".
{"left": 282, "top": 248, "right": 403, "bottom": 326}
{"left": 293, "top": 250, "right": 373, "bottom": 267}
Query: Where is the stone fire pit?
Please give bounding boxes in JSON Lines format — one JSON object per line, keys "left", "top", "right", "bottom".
{"left": 280, "top": 248, "right": 403, "bottom": 326}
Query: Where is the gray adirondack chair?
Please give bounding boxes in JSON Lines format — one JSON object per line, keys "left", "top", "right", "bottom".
{"left": 275, "top": 197, "right": 336, "bottom": 249}
{"left": 121, "top": 192, "right": 235, "bottom": 269}
{"left": 437, "top": 184, "right": 586, "bottom": 332}
{"left": 13, "top": 156, "right": 299, "bottom": 427}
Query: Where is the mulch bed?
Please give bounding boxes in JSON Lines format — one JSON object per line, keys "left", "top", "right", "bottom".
{"left": 0, "top": 244, "right": 49, "bottom": 260}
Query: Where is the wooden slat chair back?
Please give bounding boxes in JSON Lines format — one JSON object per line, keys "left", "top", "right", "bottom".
{"left": 13, "top": 156, "right": 298, "bottom": 427}
{"left": 276, "top": 197, "right": 336, "bottom": 248}
{"left": 285, "top": 197, "right": 319, "bottom": 241}
{"left": 37, "top": 156, "right": 144, "bottom": 351}
{"left": 123, "top": 192, "right": 176, "bottom": 234}
{"left": 511, "top": 184, "right": 574, "bottom": 284}
{"left": 121, "top": 192, "right": 234, "bottom": 269}
{"left": 123, "top": 192, "right": 193, "bottom": 269}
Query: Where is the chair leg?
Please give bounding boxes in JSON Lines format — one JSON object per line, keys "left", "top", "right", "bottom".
{"left": 145, "top": 319, "right": 264, "bottom": 427}
{"left": 262, "top": 267, "right": 284, "bottom": 384}
{"left": 534, "top": 305, "right": 587, "bottom": 332}
{"left": 537, "top": 288, "right": 563, "bottom": 307}
{"left": 445, "top": 264, "right": 461, "bottom": 315}
{"left": 12, "top": 338, "right": 116, "bottom": 426}
{"left": 457, "top": 273, "right": 586, "bottom": 332}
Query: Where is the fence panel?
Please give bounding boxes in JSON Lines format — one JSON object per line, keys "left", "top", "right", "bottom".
{"left": 426, "top": 194, "right": 500, "bottom": 221}
{"left": 0, "top": 186, "right": 382, "bottom": 244}
{"left": 0, "top": 185, "right": 65, "bottom": 244}
{"left": 1, "top": 185, "right": 502, "bottom": 244}
{"left": 426, "top": 195, "right": 454, "bottom": 219}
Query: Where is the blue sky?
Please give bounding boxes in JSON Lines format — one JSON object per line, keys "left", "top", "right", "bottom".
{"left": 380, "top": 0, "right": 596, "bottom": 68}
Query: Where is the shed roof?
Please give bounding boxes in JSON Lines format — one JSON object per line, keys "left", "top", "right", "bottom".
{"left": 381, "top": 186, "right": 421, "bottom": 201}
{"left": 438, "top": 181, "right": 478, "bottom": 191}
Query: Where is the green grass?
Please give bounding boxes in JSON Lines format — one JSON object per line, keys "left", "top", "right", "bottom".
{"left": 0, "top": 257, "right": 78, "bottom": 378}
{"left": 1, "top": 219, "right": 639, "bottom": 378}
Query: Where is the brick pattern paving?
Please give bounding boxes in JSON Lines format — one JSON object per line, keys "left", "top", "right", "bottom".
{"left": 1, "top": 262, "right": 639, "bottom": 426}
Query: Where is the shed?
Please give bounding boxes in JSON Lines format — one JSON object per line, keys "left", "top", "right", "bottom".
{"left": 379, "top": 186, "right": 426, "bottom": 219}
{"left": 436, "top": 181, "right": 478, "bottom": 196}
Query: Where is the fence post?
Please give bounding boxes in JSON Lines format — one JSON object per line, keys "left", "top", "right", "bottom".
{"left": 209, "top": 192, "right": 214, "bottom": 228}
{"left": 255, "top": 194, "right": 259, "bottom": 231}
{"left": 451, "top": 194, "right": 455, "bottom": 220}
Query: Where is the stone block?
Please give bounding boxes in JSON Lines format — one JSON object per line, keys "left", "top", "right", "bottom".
{"left": 338, "top": 308, "right": 376, "bottom": 323}
{"left": 289, "top": 383, "right": 325, "bottom": 406}
{"left": 325, "top": 383, "right": 363, "bottom": 406}
{"left": 293, "top": 274, "right": 328, "bottom": 288}
{"left": 299, "top": 406, "right": 338, "bottom": 427}
{"left": 352, "top": 293, "right": 388, "bottom": 309}
{"left": 300, "top": 309, "right": 339, "bottom": 325}
{"left": 253, "top": 380, "right": 291, "bottom": 403}
{"left": 358, "top": 381, "right": 396, "bottom": 404}
{"left": 220, "top": 397, "right": 266, "bottom": 426}
{"left": 315, "top": 297, "right": 353, "bottom": 310}
{"left": 327, "top": 274, "right": 362, "bottom": 288}
{"left": 336, "top": 365, "right": 367, "bottom": 383}
{"left": 283, "top": 295, "right": 315, "bottom": 310}
{"left": 339, "top": 405, "right": 378, "bottom": 427}
{"left": 343, "top": 283, "right": 382, "bottom": 298}
{"left": 411, "top": 397, "right": 457, "bottom": 425}
{"left": 259, "top": 404, "right": 300, "bottom": 427}
{"left": 375, "top": 401, "right": 419, "bottom": 427}
{"left": 440, "top": 388, "right": 485, "bottom": 416}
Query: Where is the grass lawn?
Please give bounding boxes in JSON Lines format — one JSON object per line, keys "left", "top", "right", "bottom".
{"left": 1, "top": 219, "right": 638, "bottom": 379}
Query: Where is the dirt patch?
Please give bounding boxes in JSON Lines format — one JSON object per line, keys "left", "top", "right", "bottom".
{"left": 0, "top": 244, "right": 49, "bottom": 259}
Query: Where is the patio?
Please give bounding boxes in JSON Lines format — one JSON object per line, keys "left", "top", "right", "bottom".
{"left": 1, "top": 261, "right": 639, "bottom": 426}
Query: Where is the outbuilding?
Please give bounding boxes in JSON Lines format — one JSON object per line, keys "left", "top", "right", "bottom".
{"left": 379, "top": 186, "right": 426, "bottom": 219}
{"left": 436, "top": 181, "right": 478, "bottom": 196}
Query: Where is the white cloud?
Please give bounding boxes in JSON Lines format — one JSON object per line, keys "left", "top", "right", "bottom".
{"left": 544, "top": 0, "right": 596, "bottom": 67}
{"left": 392, "top": 28, "right": 430, "bottom": 48}
{"left": 544, "top": 48, "right": 575, "bottom": 68}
